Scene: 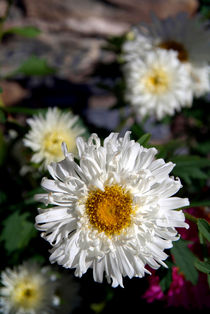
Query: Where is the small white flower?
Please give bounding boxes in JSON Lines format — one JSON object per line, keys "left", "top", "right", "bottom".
{"left": 23, "top": 107, "right": 86, "bottom": 169}
{"left": 123, "top": 13, "right": 210, "bottom": 98}
{"left": 124, "top": 49, "right": 193, "bottom": 120}
{"left": 0, "top": 262, "right": 55, "bottom": 314}
{"left": 35, "top": 131, "right": 189, "bottom": 288}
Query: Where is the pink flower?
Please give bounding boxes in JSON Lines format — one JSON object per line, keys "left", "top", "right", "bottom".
{"left": 143, "top": 275, "right": 164, "bottom": 303}
{"left": 143, "top": 267, "right": 210, "bottom": 309}
{"left": 143, "top": 207, "right": 210, "bottom": 309}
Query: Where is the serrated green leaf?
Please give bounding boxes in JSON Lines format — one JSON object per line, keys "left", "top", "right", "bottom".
{"left": 4, "top": 26, "right": 41, "bottom": 38}
{"left": 13, "top": 56, "right": 55, "bottom": 76}
{"left": 0, "top": 212, "right": 37, "bottom": 253}
{"left": 173, "top": 166, "right": 208, "bottom": 184}
{"left": 171, "top": 239, "right": 199, "bottom": 285}
{"left": 170, "top": 155, "right": 210, "bottom": 168}
{"left": 194, "top": 260, "right": 210, "bottom": 274}
{"left": 197, "top": 219, "right": 210, "bottom": 242}
{"left": 137, "top": 133, "right": 151, "bottom": 146}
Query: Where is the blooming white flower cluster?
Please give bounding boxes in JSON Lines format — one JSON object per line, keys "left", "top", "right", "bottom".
{"left": 123, "top": 13, "right": 210, "bottom": 120}
{"left": 23, "top": 107, "right": 86, "bottom": 170}
{"left": 35, "top": 131, "right": 189, "bottom": 287}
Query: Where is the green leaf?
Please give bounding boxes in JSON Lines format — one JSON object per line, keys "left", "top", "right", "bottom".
{"left": 171, "top": 155, "right": 210, "bottom": 184}
{"left": 156, "top": 139, "right": 185, "bottom": 159}
{"left": 197, "top": 219, "right": 210, "bottom": 242}
{"left": 159, "top": 268, "right": 172, "bottom": 293}
{"left": 13, "top": 56, "right": 55, "bottom": 76}
{"left": 194, "top": 260, "right": 210, "bottom": 274}
{"left": 0, "top": 86, "right": 3, "bottom": 93}
{"left": 0, "top": 212, "right": 37, "bottom": 253}
{"left": 0, "top": 108, "right": 6, "bottom": 123}
{"left": 170, "top": 155, "right": 210, "bottom": 168}
{"left": 137, "top": 133, "right": 151, "bottom": 146}
{"left": 131, "top": 123, "right": 144, "bottom": 139}
{"left": 173, "top": 166, "right": 208, "bottom": 184}
{"left": 4, "top": 26, "right": 41, "bottom": 38}
{"left": 171, "top": 239, "right": 199, "bottom": 285}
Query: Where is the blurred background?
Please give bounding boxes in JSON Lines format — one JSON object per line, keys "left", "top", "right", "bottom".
{"left": 0, "top": 1, "right": 210, "bottom": 314}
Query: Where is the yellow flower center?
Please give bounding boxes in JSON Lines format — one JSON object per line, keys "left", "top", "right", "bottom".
{"left": 43, "top": 130, "right": 75, "bottom": 157}
{"left": 85, "top": 185, "right": 133, "bottom": 236}
{"left": 12, "top": 278, "right": 42, "bottom": 309}
{"left": 143, "top": 67, "right": 169, "bottom": 94}
{"left": 158, "top": 40, "right": 188, "bottom": 62}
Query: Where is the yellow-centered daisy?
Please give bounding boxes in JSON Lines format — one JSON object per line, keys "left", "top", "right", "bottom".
{"left": 123, "top": 13, "right": 210, "bottom": 100}
{"left": 23, "top": 107, "right": 86, "bottom": 169}
{"left": 35, "top": 132, "right": 189, "bottom": 287}
{"left": 0, "top": 262, "right": 55, "bottom": 314}
{"left": 124, "top": 49, "right": 193, "bottom": 120}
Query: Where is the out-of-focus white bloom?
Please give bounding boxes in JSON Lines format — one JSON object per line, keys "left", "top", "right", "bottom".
{"left": 123, "top": 13, "right": 210, "bottom": 65}
{"left": 122, "top": 13, "right": 210, "bottom": 98}
{"left": 35, "top": 131, "right": 189, "bottom": 288}
{"left": 189, "top": 65, "right": 210, "bottom": 97}
{"left": 0, "top": 262, "right": 55, "bottom": 314}
{"left": 23, "top": 107, "right": 86, "bottom": 169}
{"left": 124, "top": 49, "right": 193, "bottom": 120}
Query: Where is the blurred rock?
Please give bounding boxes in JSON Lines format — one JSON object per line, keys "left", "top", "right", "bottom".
{"left": 0, "top": 0, "right": 199, "bottom": 113}
{"left": 0, "top": 0, "right": 198, "bottom": 82}
{"left": 22, "top": 0, "right": 198, "bottom": 32}
{"left": 0, "top": 81, "right": 29, "bottom": 106}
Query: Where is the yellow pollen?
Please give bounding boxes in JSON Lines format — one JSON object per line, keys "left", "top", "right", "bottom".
{"left": 143, "top": 67, "right": 169, "bottom": 94}
{"left": 158, "top": 40, "right": 189, "bottom": 62}
{"left": 43, "top": 130, "right": 75, "bottom": 157}
{"left": 12, "top": 278, "right": 42, "bottom": 309}
{"left": 85, "top": 185, "right": 133, "bottom": 236}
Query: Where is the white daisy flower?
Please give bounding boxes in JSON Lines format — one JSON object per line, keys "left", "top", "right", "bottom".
{"left": 124, "top": 49, "right": 193, "bottom": 120}
{"left": 123, "top": 13, "right": 210, "bottom": 98}
{"left": 124, "top": 13, "right": 210, "bottom": 65}
{"left": 35, "top": 131, "right": 189, "bottom": 288}
{"left": 0, "top": 262, "right": 55, "bottom": 314}
{"left": 23, "top": 107, "right": 86, "bottom": 169}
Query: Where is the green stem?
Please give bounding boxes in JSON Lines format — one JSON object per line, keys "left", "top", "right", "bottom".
{"left": 184, "top": 212, "right": 198, "bottom": 224}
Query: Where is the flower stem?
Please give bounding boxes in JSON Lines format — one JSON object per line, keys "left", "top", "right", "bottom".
{"left": 184, "top": 212, "right": 198, "bottom": 224}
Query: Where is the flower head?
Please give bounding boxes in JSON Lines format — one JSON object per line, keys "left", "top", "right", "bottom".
{"left": 124, "top": 13, "right": 210, "bottom": 65}
{"left": 0, "top": 262, "right": 55, "bottom": 314}
{"left": 123, "top": 13, "right": 210, "bottom": 98}
{"left": 35, "top": 131, "right": 189, "bottom": 287}
{"left": 124, "top": 49, "right": 193, "bottom": 120}
{"left": 23, "top": 107, "right": 86, "bottom": 169}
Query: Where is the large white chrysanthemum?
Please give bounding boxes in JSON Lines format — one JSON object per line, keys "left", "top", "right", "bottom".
{"left": 124, "top": 49, "right": 193, "bottom": 120}
{"left": 122, "top": 13, "right": 210, "bottom": 98}
{"left": 0, "top": 262, "right": 55, "bottom": 314}
{"left": 35, "top": 131, "right": 189, "bottom": 288}
{"left": 23, "top": 107, "right": 86, "bottom": 169}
